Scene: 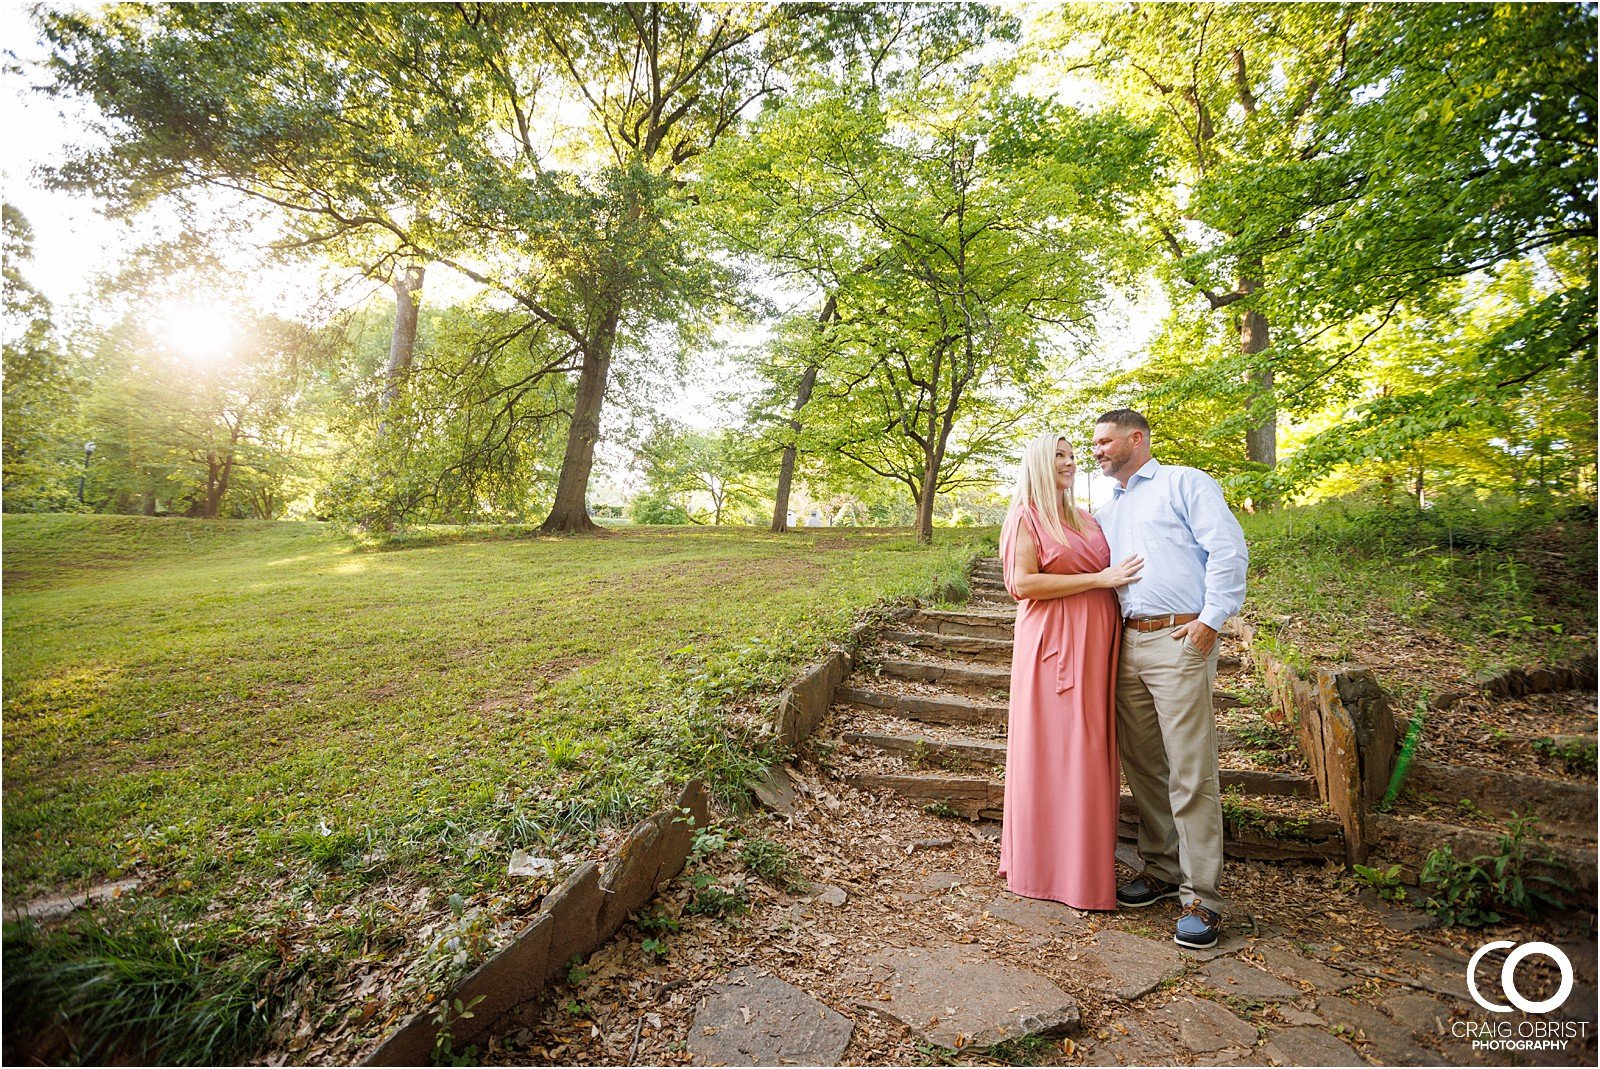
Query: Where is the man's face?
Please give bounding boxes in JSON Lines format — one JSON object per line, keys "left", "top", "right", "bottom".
{"left": 1092, "top": 422, "right": 1138, "bottom": 480}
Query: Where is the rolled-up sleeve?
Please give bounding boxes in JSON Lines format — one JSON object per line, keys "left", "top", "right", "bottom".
{"left": 1180, "top": 470, "right": 1248, "bottom": 632}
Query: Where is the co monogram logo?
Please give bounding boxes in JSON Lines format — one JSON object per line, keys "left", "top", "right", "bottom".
{"left": 1467, "top": 941, "right": 1574, "bottom": 1014}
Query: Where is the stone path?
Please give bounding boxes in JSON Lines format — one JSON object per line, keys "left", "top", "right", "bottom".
{"left": 487, "top": 560, "right": 1599, "bottom": 1067}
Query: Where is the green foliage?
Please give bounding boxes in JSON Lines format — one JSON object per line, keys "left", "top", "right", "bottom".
{"left": 2, "top": 910, "right": 284, "bottom": 1065}
{"left": 1220, "top": 786, "right": 1310, "bottom": 841}
{"left": 1532, "top": 736, "right": 1598, "bottom": 776}
{"left": 1351, "top": 863, "right": 1407, "bottom": 904}
{"left": 2, "top": 205, "right": 86, "bottom": 513}
{"left": 634, "top": 422, "right": 767, "bottom": 526}
{"left": 739, "top": 836, "right": 808, "bottom": 893}
{"left": 683, "top": 885, "right": 748, "bottom": 919}
{"left": 430, "top": 995, "right": 484, "bottom": 1067}
{"left": 1240, "top": 496, "right": 1597, "bottom": 671}
{"left": 1054, "top": 3, "right": 1596, "bottom": 489}
{"left": 635, "top": 909, "right": 680, "bottom": 956}
{"left": 628, "top": 489, "right": 692, "bottom": 526}
{"left": 1419, "top": 816, "right": 1573, "bottom": 927}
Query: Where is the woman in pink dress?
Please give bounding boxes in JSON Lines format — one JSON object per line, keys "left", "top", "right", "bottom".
{"left": 998, "top": 432, "right": 1143, "bottom": 910}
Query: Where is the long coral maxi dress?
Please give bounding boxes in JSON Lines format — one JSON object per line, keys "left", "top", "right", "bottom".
{"left": 997, "top": 503, "right": 1122, "bottom": 910}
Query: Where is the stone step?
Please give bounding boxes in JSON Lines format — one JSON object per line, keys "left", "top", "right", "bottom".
{"left": 1218, "top": 768, "right": 1318, "bottom": 798}
{"left": 841, "top": 772, "right": 1344, "bottom": 859}
{"left": 880, "top": 630, "right": 1014, "bottom": 663}
{"left": 1371, "top": 813, "right": 1597, "bottom": 898}
{"left": 911, "top": 609, "right": 1015, "bottom": 640}
{"left": 1402, "top": 760, "right": 1597, "bottom": 840}
{"left": 835, "top": 685, "right": 1007, "bottom": 727}
{"left": 843, "top": 771, "right": 1004, "bottom": 820}
{"left": 843, "top": 725, "right": 1315, "bottom": 801}
{"left": 842, "top": 729, "right": 1007, "bottom": 767}
{"left": 876, "top": 658, "right": 1010, "bottom": 691}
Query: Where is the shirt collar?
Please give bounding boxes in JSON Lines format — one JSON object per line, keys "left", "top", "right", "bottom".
{"left": 1110, "top": 457, "right": 1161, "bottom": 497}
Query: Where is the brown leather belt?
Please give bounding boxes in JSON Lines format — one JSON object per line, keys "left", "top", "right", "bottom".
{"left": 1125, "top": 613, "right": 1200, "bottom": 632}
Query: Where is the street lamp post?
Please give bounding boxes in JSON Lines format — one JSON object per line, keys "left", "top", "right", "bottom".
{"left": 79, "top": 440, "right": 95, "bottom": 504}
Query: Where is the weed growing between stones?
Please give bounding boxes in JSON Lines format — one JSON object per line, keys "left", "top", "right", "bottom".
{"left": 1220, "top": 786, "right": 1312, "bottom": 841}
{"left": 1351, "top": 862, "right": 1407, "bottom": 903}
{"left": 1419, "top": 815, "right": 1573, "bottom": 926}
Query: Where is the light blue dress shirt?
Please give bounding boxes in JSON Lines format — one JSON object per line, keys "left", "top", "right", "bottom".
{"left": 1094, "top": 458, "right": 1248, "bottom": 632}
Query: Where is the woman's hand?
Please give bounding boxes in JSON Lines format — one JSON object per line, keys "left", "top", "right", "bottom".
{"left": 1098, "top": 554, "right": 1144, "bottom": 589}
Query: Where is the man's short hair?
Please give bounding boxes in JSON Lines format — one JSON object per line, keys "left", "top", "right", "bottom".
{"left": 1095, "top": 408, "right": 1150, "bottom": 435}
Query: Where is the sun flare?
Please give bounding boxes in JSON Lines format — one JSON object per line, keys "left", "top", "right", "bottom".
{"left": 157, "top": 301, "right": 237, "bottom": 366}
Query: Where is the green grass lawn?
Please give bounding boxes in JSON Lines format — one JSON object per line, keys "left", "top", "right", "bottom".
{"left": 2, "top": 514, "right": 987, "bottom": 1062}
{"left": 1239, "top": 497, "right": 1597, "bottom": 690}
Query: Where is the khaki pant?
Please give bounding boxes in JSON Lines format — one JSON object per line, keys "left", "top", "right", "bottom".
{"left": 1116, "top": 625, "right": 1226, "bottom": 913}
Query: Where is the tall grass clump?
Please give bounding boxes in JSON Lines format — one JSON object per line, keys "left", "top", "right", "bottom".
{"left": 3, "top": 911, "right": 285, "bottom": 1065}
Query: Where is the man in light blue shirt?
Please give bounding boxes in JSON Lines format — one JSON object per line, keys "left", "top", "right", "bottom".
{"left": 1092, "top": 408, "right": 1248, "bottom": 950}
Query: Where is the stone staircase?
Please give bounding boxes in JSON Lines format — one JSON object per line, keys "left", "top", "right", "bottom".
{"left": 823, "top": 558, "right": 1346, "bottom": 863}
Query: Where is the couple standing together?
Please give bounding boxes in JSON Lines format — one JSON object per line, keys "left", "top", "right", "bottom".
{"left": 997, "top": 408, "right": 1248, "bottom": 950}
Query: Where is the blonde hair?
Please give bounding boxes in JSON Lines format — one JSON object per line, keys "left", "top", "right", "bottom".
{"left": 1010, "top": 432, "right": 1085, "bottom": 545}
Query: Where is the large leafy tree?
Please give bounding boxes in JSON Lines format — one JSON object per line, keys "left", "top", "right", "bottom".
{"left": 38, "top": 2, "right": 826, "bottom": 531}
{"left": 715, "top": 73, "right": 1156, "bottom": 541}
{"left": 2, "top": 205, "right": 84, "bottom": 512}
{"left": 81, "top": 308, "right": 328, "bottom": 519}
{"left": 1057, "top": 2, "right": 1596, "bottom": 486}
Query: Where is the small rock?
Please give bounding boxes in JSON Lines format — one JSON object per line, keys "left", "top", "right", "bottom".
{"left": 858, "top": 945, "right": 1080, "bottom": 1050}
{"left": 1201, "top": 958, "right": 1304, "bottom": 1003}
{"left": 1071, "top": 929, "right": 1185, "bottom": 1001}
{"left": 920, "top": 871, "right": 965, "bottom": 891}
{"left": 1081, "top": 1015, "right": 1172, "bottom": 1066}
{"left": 507, "top": 850, "right": 557, "bottom": 878}
{"left": 752, "top": 766, "right": 799, "bottom": 815}
{"left": 813, "top": 886, "right": 848, "bottom": 908}
{"left": 1357, "top": 891, "right": 1441, "bottom": 932}
{"left": 982, "top": 894, "right": 1088, "bottom": 936}
{"left": 1381, "top": 992, "right": 1453, "bottom": 1036}
{"left": 1316, "top": 996, "right": 1438, "bottom": 1066}
{"left": 1253, "top": 941, "right": 1362, "bottom": 993}
{"left": 909, "top": 837, "right": 955, "bottom": 853}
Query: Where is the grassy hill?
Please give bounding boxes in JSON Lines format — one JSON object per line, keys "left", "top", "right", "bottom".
{"left": 2, "top": 515, "right": 986, "bottom": 1062}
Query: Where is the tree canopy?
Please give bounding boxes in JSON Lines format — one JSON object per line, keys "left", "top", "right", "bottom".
{"left": 7, "top": 2, "right": 1592, "bottom": 526}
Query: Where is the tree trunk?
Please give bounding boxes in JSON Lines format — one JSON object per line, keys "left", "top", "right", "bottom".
{"left": 378, "top": 263, "right": 425, "bottom": 434}
{"left": 202, "top": 450, "right": 235, "bottom": 519}
{"left": 540, "top": 310, "right": 619, "bottom": 533}
{"left": 1237, "top": 270, "right": 1276, "bottom": 469}
{"left": 914, "top": 472, "right": 937, "bottom": 544}
{"left": 771, "top": 363, "right": 817, "bottom": 533}
{"left": 771, "top": 297, "right": 835, "bottom": 533}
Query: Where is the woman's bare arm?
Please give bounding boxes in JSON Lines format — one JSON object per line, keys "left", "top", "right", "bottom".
{"left": 1012, "top": 524, "right": 1143, "bottom": 601}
